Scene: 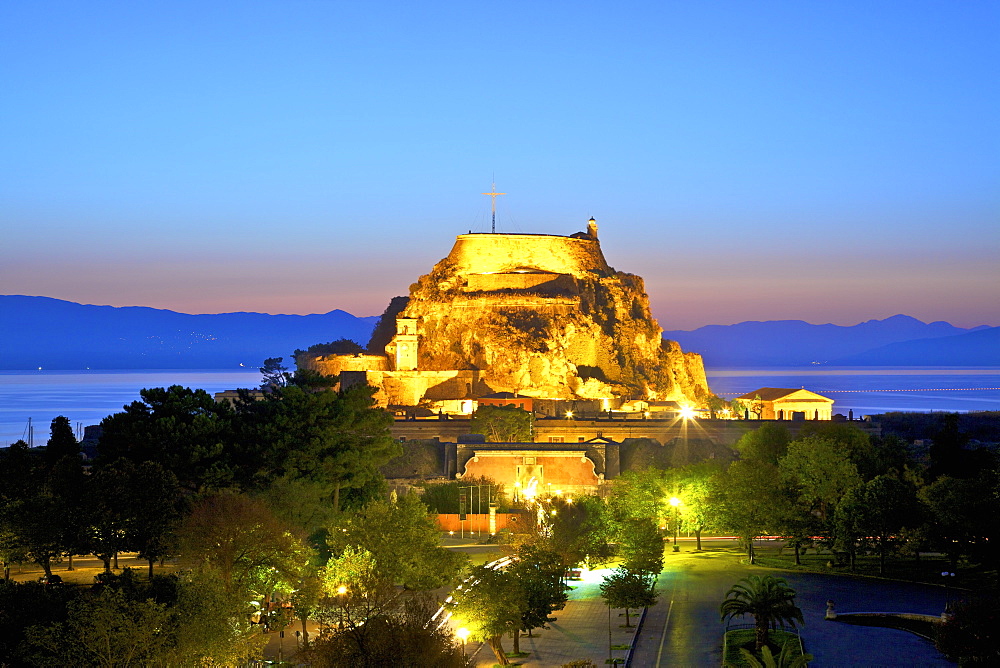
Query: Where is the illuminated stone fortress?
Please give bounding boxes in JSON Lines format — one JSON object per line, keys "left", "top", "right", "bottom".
{"left": 299, "top": 217, "right": 712, "bottom": 414}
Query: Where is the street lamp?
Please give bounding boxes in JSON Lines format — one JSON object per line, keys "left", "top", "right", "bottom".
{"left": 456, "top": 626, "right": 469, "bottom": 660}
{"left": 337, "top": 585, "right": 347, "bottom": 629}
{"left": 669, "top": 497, "right": 682, "bottom": 551}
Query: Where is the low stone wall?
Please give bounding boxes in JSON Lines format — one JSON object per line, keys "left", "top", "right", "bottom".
{"left": 436, "top": 513, "right": 521, "bottom": 533}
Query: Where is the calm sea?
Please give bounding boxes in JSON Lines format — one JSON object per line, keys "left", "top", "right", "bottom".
{"left": 1, "top": 367, "right": 999, "bottom": 447}
{"left": 0, "top": 369, "right": 261, "bottom": 447}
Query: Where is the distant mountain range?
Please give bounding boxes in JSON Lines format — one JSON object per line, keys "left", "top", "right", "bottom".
{"left": 0, "top": 295, "right": 379, "bottom": 370}
{"left": 1, "top": 296, "right": 996, "bottom": 370}
{"left": 662, "top": 315, "right": 998, "bottom": 367}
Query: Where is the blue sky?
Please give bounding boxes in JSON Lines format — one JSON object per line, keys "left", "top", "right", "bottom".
{"left": 2, "top": 1, "right": 997, "bottom": 329}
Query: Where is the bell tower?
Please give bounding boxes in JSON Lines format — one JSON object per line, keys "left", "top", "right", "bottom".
{"left": 394, "top": 317, "right": 418, "bottom": 371}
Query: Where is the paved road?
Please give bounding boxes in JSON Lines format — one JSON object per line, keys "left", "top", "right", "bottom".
{"left": 632, "top": 541, "right": 956, "bottom": 667}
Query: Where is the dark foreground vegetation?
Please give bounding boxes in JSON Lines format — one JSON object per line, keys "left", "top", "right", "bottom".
{"left": 1, "top": 354, "right": 997, "bottom": 667}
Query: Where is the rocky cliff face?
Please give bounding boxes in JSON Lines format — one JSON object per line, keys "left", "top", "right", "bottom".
{"left": 397, "top": 231, "right": 712, "bottom": 404}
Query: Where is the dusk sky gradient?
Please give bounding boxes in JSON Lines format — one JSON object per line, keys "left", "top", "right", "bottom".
{"left": 2, "top": 1, "right": 997, "bottom": 330}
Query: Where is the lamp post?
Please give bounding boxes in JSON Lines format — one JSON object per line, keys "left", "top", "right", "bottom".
{"left": 337, "top": 585, "right": 347, "bottom": 629}
{"left": 669, "top": 496, "right": 681, "bottom": 552}
{"left": 607, "top": 600, "right": 612, "bottom": 665}
{"left": 456, "top": 627, "right": 469, "bottom": 661}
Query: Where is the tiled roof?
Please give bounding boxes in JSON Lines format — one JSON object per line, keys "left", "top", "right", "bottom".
{"left": 736, "top": 387, "right": 832, "bottom": 402}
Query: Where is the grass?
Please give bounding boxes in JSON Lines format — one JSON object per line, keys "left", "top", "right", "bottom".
{"left": 723, "top": 629, "right": 805, "bottom": 668}
{"left": 751, "top": 547, "right": 989, "bottom": 589}
{"left": 836, "top": 614, "right": 939, "bottom": 640}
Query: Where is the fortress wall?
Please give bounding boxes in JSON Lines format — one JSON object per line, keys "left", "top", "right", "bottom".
{"left": 447, "top": 234, "right": 609, "bottom": 276}
{"left": 380, "top": 370, "right": 478, "bottom": 405}
{"left": 302, "top": 354, "right": 388, "bottom": 377}
{"left": 466, "top": 272, "right": 578, "bottom": 293}
{"left": 424, "top": 295, "right": 579, "bottom": 316}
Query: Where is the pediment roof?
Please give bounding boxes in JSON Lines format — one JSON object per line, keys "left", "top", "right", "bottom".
{"left": 737, "top": 387, "right": 833, "bottom": 403}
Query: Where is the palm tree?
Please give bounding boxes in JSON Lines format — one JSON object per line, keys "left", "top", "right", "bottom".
{"left": 720, "top": 575, "right": 804, "bottom": 651}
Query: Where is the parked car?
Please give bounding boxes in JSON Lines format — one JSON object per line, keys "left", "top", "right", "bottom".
{"left": 38, "top": 574, "right": 64, "bottom": 586}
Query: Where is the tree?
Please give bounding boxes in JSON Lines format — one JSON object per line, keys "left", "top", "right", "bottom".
{"left": 928, "top": 413, "right": 976, "bottom": 480}
{"left": 937, "top": 595, "right": 1000, "bottom": 665}
{"left": 547, "top": 495, "right": 614, "bottom": 569}
{"left": 44, "top": 416, "right": 79, "bottom": 469}
{"left": 920, "top": 474, "right": 1000, "bottom": 570}
{"left": 734, "top": 423, "right": 790, "bottom": 464}
{"left": 607, "top": 468, "right": 669, "bottom": 528}
{"left": 797, "top": 422, "right": 877, "bottom": 479}
{"left": 326, "top": 494, "right": 466, "bottom": 592}
{"left": 259, "top": 356, "right": 290, "bottom": 389}
{"left": 8, "top": 458, "right": 82, "bottom": 577}
{"left": 600, "top": 566, "right": 657, "bottom": 627}
{"left": 779, "top": 436, "right": 861, "bottom": 523}
{"left": 672, "top": 462, "right": 723, "bottom": 551}
{"left": 83, "top": 464, "right": 137, "bottom": 573}
{"left": 177, "top": 492, "right": 312, "bottom": 605}
{"left": 720, "top": 575, "right": 803, "bottom": 651}
{"left": 167, "top": 570, "right": 269, "bottom": 665}
{"left": 127, "top": 462, "right": 183, "bottom": 577}
{"left": 617, "top": 518, "right": 664, "bottom": 578}
{"left": 243, "top": 382, "right": 399, "bottom": 512}
{"left": 471, "top": 404, "right": 533, "bottom": 442}
{"left": 508, "top": 544, "right": 568, "bottom": 653}
{"left": 98, "top": 385, "right": 239, "bottom": 493}
{"left": 84, "top": 459, "right": 182, "bottom": 576}
{"left": 303, "top": 595, "right": 466, "bottom": 668}
{"left": 448, "top": 564, "right": 526, "bottom": 665}
{"left": 24, "top": 587, "right": 172, "bottom": 667}
{"left": 0, "top": 580, "right": 76, "bottom": 665}
{"left": 322, "top": 545, "right": 397, "bottom": 626}
{"left": 710, "top": 460, "right": 787, "bottom": 563}
{"left": 834, "top": 475, "right": 922, "bottom": 574}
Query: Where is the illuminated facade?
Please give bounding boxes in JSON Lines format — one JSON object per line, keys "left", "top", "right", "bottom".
{"left": 737, "top": 387, "right": 834, "bottom": 420}
{"left": 301, "top": 221, "right": 712, "bottom": 410}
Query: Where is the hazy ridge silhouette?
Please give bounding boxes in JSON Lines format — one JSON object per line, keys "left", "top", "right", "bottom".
{"left": 2, "top": 296, "right": 996, "bottom": 370}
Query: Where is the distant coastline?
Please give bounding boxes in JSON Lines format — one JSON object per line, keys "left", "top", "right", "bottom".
{"left": 2, "top": 296, "right": 997, "bottom": 370}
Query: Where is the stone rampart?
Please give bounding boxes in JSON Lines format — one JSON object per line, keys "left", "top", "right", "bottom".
{"left": 465, "top": 272, "right": 578, "bottom": 294}
{"left": 447, "top": 233, "right": 609, "bottom": 277}
{"left": 303, "top": 354, "right": 388, "bottom": 377}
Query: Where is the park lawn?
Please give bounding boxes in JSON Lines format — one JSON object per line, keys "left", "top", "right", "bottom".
{"left": 752, "top": 547, "right": 991, "bottom": 589}
{"left": 723, "top": 629, "right": 805, "bottom": 668}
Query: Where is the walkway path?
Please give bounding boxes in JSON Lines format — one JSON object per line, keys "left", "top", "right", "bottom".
{"left": 470, "top": 567, "right": 637, "bottom": 667}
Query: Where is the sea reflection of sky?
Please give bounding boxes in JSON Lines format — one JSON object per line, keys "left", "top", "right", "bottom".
{"left": 706, "top": 367, "right": 1000, "bottom": 417}
{"left": 2, "top": 367, "right": 999, "bottom": 446}
{"left": 0, "top": 369, "right": 261, "bottom": 446}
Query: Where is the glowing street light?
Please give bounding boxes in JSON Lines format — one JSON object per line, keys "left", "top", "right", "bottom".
{"left": 456, "top": 627, "right": 470, "bottom": 659}
{"left": 679, "top": 405, "right": 697, "bottom": 420}
{"left": 336, "top": 585, "right": 348, "bottom": 628}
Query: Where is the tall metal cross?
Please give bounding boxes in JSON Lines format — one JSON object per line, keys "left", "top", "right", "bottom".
{"left": 482, "top": 182, "right": 505, "bottom": 233}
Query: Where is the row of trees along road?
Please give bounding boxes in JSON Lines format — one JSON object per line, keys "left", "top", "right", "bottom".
{"left": 603, "top": 417, "right": 1000, "bottom": 579}
{"left": 704, "top": 418, "right": 1000, "bottom": 576}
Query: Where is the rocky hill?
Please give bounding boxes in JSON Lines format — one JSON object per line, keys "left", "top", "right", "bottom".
{"left": 395, "top": 230, "right": 711, "bottom": 403}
